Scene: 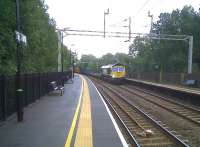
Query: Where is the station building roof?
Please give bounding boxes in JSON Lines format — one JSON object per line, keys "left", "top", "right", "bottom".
{"left": 101, "top": 63, "right": 124, "bottom": 69}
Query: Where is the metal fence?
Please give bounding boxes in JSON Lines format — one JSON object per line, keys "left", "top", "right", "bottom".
{"left": 0, "top": 71, "right": 72, "bottom": 121}
{"left": 128, "top": 72, "right": 160, "bottom": 82}
{"left": 129, "top": 72, "right": 200, "bottom": 85}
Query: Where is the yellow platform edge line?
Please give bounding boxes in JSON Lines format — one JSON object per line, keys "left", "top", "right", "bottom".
{"left": 64, "top": 75, "right": 83, "bottom": 147}
{"left": 74, "top": 75, "right": 93, "bottom": 147}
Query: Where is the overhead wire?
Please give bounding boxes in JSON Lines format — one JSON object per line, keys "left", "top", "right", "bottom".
{"left": 64, "top": 29, "right": 188, "bottom": 40}
{"left": 134, "top": 0, "right": 151, "bottom": 17}
{"left": 110, "top": 0, "right": 152, "bottom": 31}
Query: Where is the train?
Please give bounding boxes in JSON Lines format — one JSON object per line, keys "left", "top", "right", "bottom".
{"left": 74, "top": 67, "right": 80, "bottom": 73}
{"left": 100, "top": 63, "right": 126, "bottom": 83}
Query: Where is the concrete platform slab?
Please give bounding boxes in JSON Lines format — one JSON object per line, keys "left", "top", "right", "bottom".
{"left": 0, "top": 75, "right": 126, "bottom": 147}
{"left": 0, "top": 75, "right": 82, "bottom": 147}
{"left": 86, "top": 77, "right": 126, "bottom": 147}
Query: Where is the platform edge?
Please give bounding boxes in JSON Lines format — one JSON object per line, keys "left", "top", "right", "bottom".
{"left": 88, "top": 78, "right": 128, "bottom": 147}
{"left": 65, "top": 75, "right": 83, "bottom": 147}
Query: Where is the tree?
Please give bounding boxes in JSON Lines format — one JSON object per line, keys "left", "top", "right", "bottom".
{"left": 79, "top": 54, "right": 98, "bottom": 72}
{"left": 63, "top": 45, "right": 71, "bottom": 71}
{"left": 21, "top": 0, "right": 58, "bottom": 72}
{"left": 129, "top": 5, "right": 200, "bottom": 73}
{"left": 79, "top": 53, "right": 134, "bottom": 74}
{"left": 0, "top": 0, "right": 67, "bottom": 75}
{"left": 0, "top": 1, "right": 16, "bottom": 74}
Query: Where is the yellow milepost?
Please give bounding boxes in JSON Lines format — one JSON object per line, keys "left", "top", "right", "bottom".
{"left": 74, "top": 75, "right": 93, "bottom": 147}
{"left": 64, "top": 75, "right": 83, "bottom": 147}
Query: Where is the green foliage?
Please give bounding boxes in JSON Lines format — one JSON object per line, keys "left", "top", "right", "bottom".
{"left": 129, "top": 5, "right": 200, "bottom": 73}
{"left": 79, "top": 54, "right": 98, "bottom": 72}
{"left": 79, "top": 53, "right": 133, "bottom": 73}
{"left": 63, "top": 45, "right": 71, "bottom": 71}
{"left": 20, "top": 0, "right": 58, "bottom": 73}
{"left": 0, "top": 1, "right": 16, "bottom": 74}
{"left": 100, "top": 53, "right": 116, "bottom": 65}
{"left": 0, "top": 0, "right": 69, "bottom": 75}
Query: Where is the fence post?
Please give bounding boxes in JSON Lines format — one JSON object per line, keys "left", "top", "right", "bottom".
{"left": 137, "top": 72, "right": 140, "bottom": 79}
{"left": 1, "top": 75, "right": 7, "bottom": 121}
{"left": 24, "top": 73, "right": 28, "bottom": 106}
{"left": 33, "top": 74, "right": 36, "bottom": 101}
{"left": 159, "top": 70, "right": 163, "bottom": 83}
{"left": 180, "top": 73, "right": 185, "bottom": 84}
{"left": 38, "top": 73, "right": 41, "bottom": 99}
{"left": 46, "top": 72, "right": 49, "bottom": 93}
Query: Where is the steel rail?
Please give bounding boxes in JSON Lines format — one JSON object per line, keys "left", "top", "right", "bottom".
{"left": 92, "top": 78, "right": 189, "bottom": 147}
{"left": 97, "top": 86, "right": 140, "bottom": 147}
{"left": 123, "top": 85, "right": 200, "bottom": 113}
{"left": 120, "top": 86, "right": 200, "bottom": 126}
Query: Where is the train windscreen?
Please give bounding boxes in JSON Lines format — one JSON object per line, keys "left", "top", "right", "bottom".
{"left": 112, "top": 66, "right": 124, "bottom": 72}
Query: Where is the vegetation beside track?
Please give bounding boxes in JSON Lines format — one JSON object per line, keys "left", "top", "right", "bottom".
{"left": 0, "top": 0, "right": 71, "bottom": 75}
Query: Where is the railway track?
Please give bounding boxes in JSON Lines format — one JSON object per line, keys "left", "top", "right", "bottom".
{"left": 120, "top": 85, "right": 200, "bottom": 126}
{"left": 92, "top": 78, "right": 189, "bottom": 147}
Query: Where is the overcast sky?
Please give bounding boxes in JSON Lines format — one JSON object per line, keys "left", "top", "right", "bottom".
{"left": 45, "top": 0, "right": 199, "bottom": 58}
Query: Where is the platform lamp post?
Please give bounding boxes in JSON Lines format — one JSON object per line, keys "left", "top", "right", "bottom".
{"left": 60, "top": 29, "right": 69, "bottom": 72}
{"left": 56, "top": 28, "right": 70, "bottom": 86}
{"left": 70, "top": 44, "right": 75, "bottom": 78}
{"left": 104, "top": 8, "right": 109, "bottom": 37}
{"left": 60, "top": 31, "right": 65, "bottom": 86}
{"left": 61, "top": 32, "right": 64, "bottom": 74}
{"left": 15, "top": 0, "right": 25, "bottom": 122}
{"left": 148, "top": 11, "right": 153, "bottom": 32}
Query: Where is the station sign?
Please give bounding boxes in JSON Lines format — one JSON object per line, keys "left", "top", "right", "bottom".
{"left": 15, "top": 31, "right": 27, "bottom": 45}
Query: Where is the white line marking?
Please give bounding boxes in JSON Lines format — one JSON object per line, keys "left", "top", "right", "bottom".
{"left": 65, "top": 74, "right": 83, "bottom": 147}
{"left": 88, "top": 78, "right": 128, "bottom": 147}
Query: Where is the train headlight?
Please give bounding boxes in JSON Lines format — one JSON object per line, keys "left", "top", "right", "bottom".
{"left": 112, "top": 74, "right": 115, "bottom": 78}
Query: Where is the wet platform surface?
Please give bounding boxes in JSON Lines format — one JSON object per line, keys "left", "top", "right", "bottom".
{"left": 0, "top": 74, "right": 126, "bottom": 147}
{"left": 126, "top": 78, "right": 200, "bottom": 95}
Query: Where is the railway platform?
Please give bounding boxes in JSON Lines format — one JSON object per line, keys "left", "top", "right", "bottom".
{"left": 126, "top": 78, "right": 200, "bottom": 95}
{"left": 126, "top": 78, "right": 200, "bottom": 106}
{"left": 0, "top": 74, "right": 127, "bottom": 147}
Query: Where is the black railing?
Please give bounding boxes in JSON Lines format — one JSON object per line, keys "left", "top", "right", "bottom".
{"left": 0, "top": 71, "right": 72, "bottom": 121}
{"left": 129, "top": 72, "right": 200, "bottom": 86}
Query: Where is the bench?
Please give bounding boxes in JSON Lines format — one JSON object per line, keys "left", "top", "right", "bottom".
{"left": 182, "top": 79, "right": 198, "bottom": 87}
{"left": 48, "top": 81, "right": 64, "bottom": 96}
